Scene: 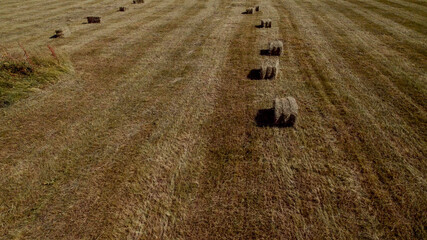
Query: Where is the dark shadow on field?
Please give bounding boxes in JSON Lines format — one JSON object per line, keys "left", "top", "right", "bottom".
{"left": 255, "top": 109, "right": 296, "bottom": 128}
{"left": 255, "top": 24, "right": 264, "bottom": 28}
{"left": 260, "top": 49, "right": 270, "bottom": 56}
{"left": 0, "top": 100, "right": 11, "bottom": 108}
{"left": 247, "top": 69, "right": 262, "bottom": 80}
{"left": 255, "top": 108, "right": 275, "bottom": 127}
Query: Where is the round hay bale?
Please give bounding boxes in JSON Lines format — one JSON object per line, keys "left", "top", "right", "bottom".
{"left": 87, "top": 16, "right": 101, "bottom": 24}
{"left": 246, "top": 8, "right": 254, "bottom": 14}
{"left": 54, "top": 26, "right": 71, "bottom": 38}
{"left": 119, "top": 7, "right": 126, "bottom": 11}
{"left": 55, "top": 30, "right": 64, "bottom": 38}
{"left": 269, "top": 40, "right": 283, "bottom": 56}
{"left": 262, "top": 60, "right": 279, "bottom": 79}
{"left": 265, "top": 66, "right": 272, "bottom": 79}
{"left": 274, "top": 97, "right": 298, "bottom": 127}
{"left": 260, "top": 64, "right": 267, "bottom": 79}
{"left": 272, "top": 60, "right": 279, "bottom": 79}
{"left": 271, "top": 63, "right": 277, "bottom": 79}
{"left": 261, "top": 19, "right": 271, "bottom": 28}
{"left": 266, "top": 19, "right": 272, "bottom": 28}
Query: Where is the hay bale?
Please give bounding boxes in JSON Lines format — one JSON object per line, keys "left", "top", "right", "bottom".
{"left": 266, "top": 19, "right": 272, "bottom": 28}
{"left": 55, "top": 30, "right": 64, "bottom": 38}
{"left": 255, "top": 6, "right": 260, "bottom": 11}
{"left": 266, "top": 66, "right": 272, "bottom": 79}
{"left": 261, "top": 63, "right": 267, "bottom": 79}
{"left": 133, "top": 0, "right": 144, "bottom": 3}
{"left": 269, "top": 40, "right": 283, "bottom": 56}
{"left": 260, "top": 64, "right": 266, "bottom": 79}
{"left": 261, "top": 60, "right": 279, "bottom": 79}
{"left": 260, "top": 19, "right": 271, "bottom": 28}
{"left": 87, "top": 16, "right": 101, "bottom": 24}
{"left": 268, "top": 60, "right": 278, "bottom": 79}
{"left": 274, "top": 97, "right": 298, "bottom": 127}
{"left": 54, "top": 26, "right": 71, "bottom": 38}
{"left": 245, "top": 8, "right": 254, "bottom": 14}
{"left": 119, "top": 7, "right": 127, "bottom": 11}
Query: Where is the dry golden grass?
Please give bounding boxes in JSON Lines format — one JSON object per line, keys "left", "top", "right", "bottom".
{"left": 0, "top": 0, "right": 426, "bottom": 239}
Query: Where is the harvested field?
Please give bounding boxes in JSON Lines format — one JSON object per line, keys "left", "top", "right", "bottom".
{"left": 0, "top": 0, "right": 426, "bottom": 239}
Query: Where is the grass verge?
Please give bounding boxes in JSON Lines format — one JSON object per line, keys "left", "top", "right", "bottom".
{"left": 0, "top": 47, "right": 69, "bottom": 107}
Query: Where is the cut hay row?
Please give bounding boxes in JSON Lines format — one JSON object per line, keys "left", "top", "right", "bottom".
{"left": 244, "top": 6, "right": 294, "bottom": 127}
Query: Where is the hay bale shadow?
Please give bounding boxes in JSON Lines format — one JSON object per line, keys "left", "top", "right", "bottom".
{"left": 49, "top": 35, "right": 59, "bottom": 39}
{"left": 241, "top": 11, "right": 250, "bottom": 14}
{"left": 256, "top": 108, "right": 295, "bottom": 128}
{"left": 255, "top": 108, "right": 275, "bottom": 127}
{"left": 247, "top": 69, "right": 262, "bottom": 80}
{"left": 255, "top": 24, "right": 264, "bottom": 28}
{"left": 260, "top": 49, "right": 270, "bottom": 56}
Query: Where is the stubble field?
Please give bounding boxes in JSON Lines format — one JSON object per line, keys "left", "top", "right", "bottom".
{"left": 0, "top": 0, "right": 426, "bottom": 239}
